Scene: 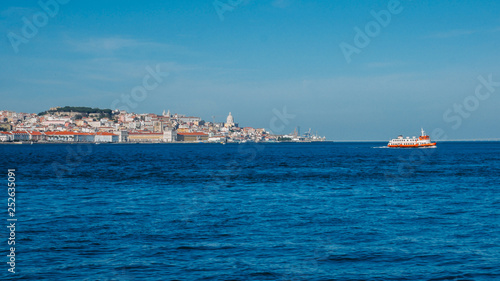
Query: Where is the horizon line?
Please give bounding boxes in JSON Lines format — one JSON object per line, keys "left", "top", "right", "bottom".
{"left": 334, "top": 139, "right": 500, "bottom": 142}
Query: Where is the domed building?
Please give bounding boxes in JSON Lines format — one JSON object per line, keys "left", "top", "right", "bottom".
{"left": 224, "top": 112, "right": 237, "bottom": 128}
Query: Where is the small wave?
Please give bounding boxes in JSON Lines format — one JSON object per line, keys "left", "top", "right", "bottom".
{"left": 177, "top": 244, "right": 235, "bottom": 250}
{"left": 249, "top": 272, "right": 276, "bottom": 277}
{"left": 327, "top": 253, "right": 372, "bottom": 262}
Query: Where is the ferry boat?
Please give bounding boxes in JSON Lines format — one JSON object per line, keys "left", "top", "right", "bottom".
{"left": 388, "top": 128, "right": 436, "bottom": 148}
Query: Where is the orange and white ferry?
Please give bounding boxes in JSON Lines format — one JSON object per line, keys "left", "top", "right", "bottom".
{"left": 388, "top": 128, "right": 436, "bottom": 148}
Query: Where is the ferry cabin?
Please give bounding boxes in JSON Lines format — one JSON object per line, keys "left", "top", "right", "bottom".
{"left": 393, "top": 135, "right": 418, "bottom": 145}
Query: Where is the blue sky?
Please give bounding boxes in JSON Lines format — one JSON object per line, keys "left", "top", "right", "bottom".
{"left": 1, "top": 0, "right": 500, "bottom": 140}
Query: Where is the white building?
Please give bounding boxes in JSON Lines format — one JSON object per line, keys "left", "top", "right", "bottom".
{"left": 0, "top": 132, "right": 13, "bottom": 142}
{"left": 42, "top": 119, "right": 68, "bottom": 126}
{"left": 88, "top": 121, "right": 101, "bottom": 128}
{"left": 178, "top": 116, "right": 201, "bottom": 124}
{"left": 117, "top": 130, "right": 128, "bottom": 143}
{"left": 45, "top": 132, "right": 76, "bottom": 142}
{"left": 27, "top": 131, "right": 44, "bottom": 141}
{"left": 95, "top": 132, "right": 119, "bottom": 143}
{"left": 11, "top": 131, "right": 30, "bottom": 141}
{"left": 163, "top": 128, "right": 177, "bottom": 142}
{"left": 75, "top": 133, "right": 95, "bottom": 142}
{"left": 224, "top": 112, "right": 237, "bottom": 128}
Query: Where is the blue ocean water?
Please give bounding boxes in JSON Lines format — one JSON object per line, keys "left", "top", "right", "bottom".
{"left": 1, "top": 142, "right": 499, "bottom": 280}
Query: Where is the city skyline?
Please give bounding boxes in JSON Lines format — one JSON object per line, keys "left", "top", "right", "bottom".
{"left": 0, "top": 107, "right": 327, "bottom": 143}
{"left": 1, "top": 0, "right": 500, "bottom": 140}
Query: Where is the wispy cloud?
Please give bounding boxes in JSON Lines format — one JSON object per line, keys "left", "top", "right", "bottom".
{"left": 364, "top": 61, "right": 405, "bottom": 69}
{"left": 428, "top": 29, "right": 478, "bottom": 39}
{"left": 427, "top": 27, "right": 500, "bottom": 39}
{"left": 16, "top": 78, "right": 71, "bottom": 86}
{"left": 67, "top": 37, "right": 176, "bottom": 53}
{"left": 77, "top": 37, "right": 143, "bottom": 51}
{"left": 62, "top": 36, "right": 201, "bottom": 59}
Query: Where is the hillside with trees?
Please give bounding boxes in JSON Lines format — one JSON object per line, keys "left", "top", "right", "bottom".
{"left": 38, "top": 106, "right": 114, "bottom": 118}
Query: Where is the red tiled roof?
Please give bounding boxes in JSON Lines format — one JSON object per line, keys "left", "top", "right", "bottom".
{"left": 128, "top": 132, "right": 163, "bottom": 135}
{"left": 43, "top": 131, "right": 117, "bottom": 136}
{"left": 45, "top": 131, "right": 77, "bottom": 136}
{"left": 27, "top": 131, "right": 43, "bottom": 135}
{"left": 177, "top": 132, "right": 208, "bottom": 136}
{"left": 96, "top": 132, "right": 117, "bottom": 136}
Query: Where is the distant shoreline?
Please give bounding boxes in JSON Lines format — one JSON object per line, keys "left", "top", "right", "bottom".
{"left": 2, "top": 140, "right": 500, "bottom": 145}
{"left": 335, "top": 139, "right": 500, "bottom": 142}
{"left": 0, "top": 141, "right": 334, "bottom": 145}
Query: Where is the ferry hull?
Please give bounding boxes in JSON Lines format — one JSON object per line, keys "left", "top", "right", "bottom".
{"left": 388, "top": 142, "right": 436, "bottom": 148}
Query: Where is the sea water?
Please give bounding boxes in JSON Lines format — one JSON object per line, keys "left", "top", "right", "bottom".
{"left": 1, "top": 142, "right": 499, "bottom": 280}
